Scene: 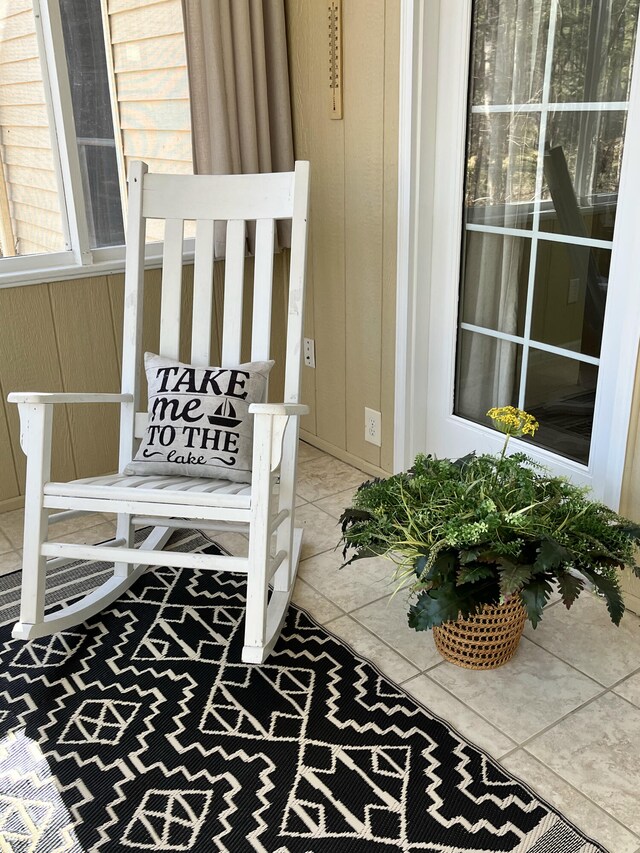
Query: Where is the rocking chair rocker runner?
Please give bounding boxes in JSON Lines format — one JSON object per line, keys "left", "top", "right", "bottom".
{"left": 8, "top": 160, "right": 310, "bottom": 664}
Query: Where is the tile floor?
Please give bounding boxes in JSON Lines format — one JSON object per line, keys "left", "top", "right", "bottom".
{"left": 2, "top": 441, "right": 640, "bottom": 852}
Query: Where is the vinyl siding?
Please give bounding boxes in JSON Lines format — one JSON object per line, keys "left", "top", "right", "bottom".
{"left": 0, "top": 2, "right": 65, "bottom": 256}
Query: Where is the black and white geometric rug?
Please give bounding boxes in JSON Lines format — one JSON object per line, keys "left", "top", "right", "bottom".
{"left": 0, "top": 531, "right": 606, "bottom": 852}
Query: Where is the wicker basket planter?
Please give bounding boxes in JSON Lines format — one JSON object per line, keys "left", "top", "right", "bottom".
{"left": 432, "top": 598, "right": 527, "bottom": 670}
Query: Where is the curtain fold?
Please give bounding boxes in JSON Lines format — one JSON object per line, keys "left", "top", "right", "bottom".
{"left": 182, "top": 0, "right": 294, "bottom": 255}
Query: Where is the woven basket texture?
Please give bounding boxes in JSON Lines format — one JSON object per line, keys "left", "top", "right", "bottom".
{"left": 433, "top": 598, "right": 527, "bottom": 670}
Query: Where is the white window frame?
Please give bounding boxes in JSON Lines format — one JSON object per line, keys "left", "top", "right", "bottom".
{"left": 0, "top": 0, "right": 193, "bottom": 290}
{"left": 395, "top": 0, "right": 640, "bottom": 509}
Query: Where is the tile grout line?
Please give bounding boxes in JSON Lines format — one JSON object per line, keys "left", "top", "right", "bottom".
{"left": 517, "top": 743, "right": 640, "bottom": 844}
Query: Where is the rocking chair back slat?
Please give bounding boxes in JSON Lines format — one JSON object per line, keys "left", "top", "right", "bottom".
{"left": 283, "top": 161, "right": 311, "bottom": 404}
{"left": 159, "top": 218, "right": 185, "bottom": 360}
{"left": 142, "top": 171, "right": 295, "bottom": 221}
{"left": 190, "top": 218, "right": 216, "bottom": 365}
{"left": 221, "top": 218, "right": 246, "bottom": 367}
{"left": 251, "top": 218, "right": 276, "bottom": 362}
{"left": 119, "top": 160, "right": 148, "bottom": 468}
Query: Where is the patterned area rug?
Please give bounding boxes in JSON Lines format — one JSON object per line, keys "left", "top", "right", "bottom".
{"left": 0, "top": 530, "right": 605, "bottom": 852}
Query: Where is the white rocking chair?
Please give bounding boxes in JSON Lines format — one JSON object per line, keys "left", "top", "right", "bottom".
{"left": 8, "top": 160, "right": 310, "bottom": 664}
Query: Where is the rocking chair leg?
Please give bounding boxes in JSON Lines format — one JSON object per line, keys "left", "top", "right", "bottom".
{"left": 19, "top": 404, "right": 52, "bottom": 629}
{"left": 272, "top": 422, "right": 299, "bottom": 593}
{"left": 273, "top": 515, "right": 293, "bottom": 592}
{"left": 114, "top": 513, "right": 134, "bottom": 577}
{"left": 243, "top": 505, "right": 271, "bottom": 662}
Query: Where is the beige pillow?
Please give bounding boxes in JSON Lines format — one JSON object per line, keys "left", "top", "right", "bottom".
{"left": 125, "top": 352, "right": 273, "bottom": 484}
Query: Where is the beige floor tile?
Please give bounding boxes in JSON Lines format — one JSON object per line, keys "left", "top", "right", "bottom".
{"left": 613, "top": 671, "right": 640, "bottom": 707}
{"left": 351, "top": 590, "right": 443, "bottom": 670}
{"left": 428, "top": 636, "right": 602, "bottom": 743}
{"left": 501, "top": 750, "right": 640, "bottom": 853}
{"left": 208, "top": 531, "right": 249, "bottom": 557}
{"left": 0, "top": 509, "right": 25, "bottom": 549}
{"left": 0, "top": 509, "right": 109, "bottom": 549}
{"left": 292, "top": 578, "right": 343, "bottom": 624}
{"left": 56, "top": 522, "right": 117, "bottom": 546}
{"left": 402, "top": 674, "right": 516, "bottom": 759}
{"left": 0, "top": 551, "right": 22, "bottom": 576}
{"left": 313, "top": 487, "right": 363, "bottom": 520}
{"left": 328, "top": 615, "right": 420, "bottom": 683}
{"left": 524, "top": 592, "right": 640, "bottom": 686}
{"left": 526, "top": 693, "right": 640, "bottom": 835}
{"left": 295, "top": 504, "right": 343, "bottom": 560}
{"left": 297, "top": 441, "right": 325, "bottom": 464}
{"left": 298, "top": 549, "right": 393, "bottom": 612}
{"left": 0, "top": 529, "right": 13, "bottom": 556}
{"left": 296, "top": 455, "right": 367, "bottom": 503}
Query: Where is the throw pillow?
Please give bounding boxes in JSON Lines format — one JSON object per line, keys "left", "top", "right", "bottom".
{"left": 125, "top": 352, "right": 274, "bottom": 483}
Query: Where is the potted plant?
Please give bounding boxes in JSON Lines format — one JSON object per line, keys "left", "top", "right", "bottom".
{"left": 340, "top": 407, "right": 640, "bottom": 669}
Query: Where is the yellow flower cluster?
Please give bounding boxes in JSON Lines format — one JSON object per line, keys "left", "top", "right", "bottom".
{"left": 486, "top": 406, "right": 539, "bottom": 438}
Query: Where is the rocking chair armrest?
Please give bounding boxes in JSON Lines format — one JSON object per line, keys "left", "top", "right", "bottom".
{"left": 249, "top": 403, "right": 309, "bottom": 474}
{"left": 8, "top": 392, "right": 134, "bottom": 405}
{"left": 248, "top": 403, "right": 309, "bottom": 417}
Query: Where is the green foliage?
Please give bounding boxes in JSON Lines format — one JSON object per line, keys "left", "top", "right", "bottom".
{"left": 340, "top": 452, "right": 640, "bottom": 631}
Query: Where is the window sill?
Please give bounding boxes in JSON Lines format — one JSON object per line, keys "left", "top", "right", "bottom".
{"left": 0, "top": 242, "right": 195, "bottom": 289}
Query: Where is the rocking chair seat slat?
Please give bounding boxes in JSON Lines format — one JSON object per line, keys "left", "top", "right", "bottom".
{"left": 43, "top": 473, "right": 252, "bottom": 508}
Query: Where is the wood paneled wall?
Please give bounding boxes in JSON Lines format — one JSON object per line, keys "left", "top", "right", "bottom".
{"left": 620, "top": 348, "right": 640, "bottom": 613}
{"left": 286, "top": 0, "right": 400, "bottom": 474}
{"left": 0, "top": 256, "right": 289, "bottom": 513}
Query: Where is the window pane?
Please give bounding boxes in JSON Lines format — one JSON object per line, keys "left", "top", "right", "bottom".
{"left": 550, "top": 0, "right": 640, "bottom": 103}
{"left": 455, "top": 330, "right": 522, "bottom": 423}
{"left": 0, "top": 3, "right": 66, "bottom": 257}
{"left": 524, "top": 350, "right": 597, "bottom": 464}
{"left": 460, "top": 231, "right": 530, "bottom": 336}
{"left": 540, "top": 110, "right": 626, "bottom": 239}
{"left": 471, "top": 0, "right": 551, "bottom": 105}
{"left": 59, "top": 0, "right": 124, "bottom": 248}
{"left": 531, "top": 242, "right": 610, "bottom": 358}
{"left": 465, "top": 114, "right": 539, "bottom": 229}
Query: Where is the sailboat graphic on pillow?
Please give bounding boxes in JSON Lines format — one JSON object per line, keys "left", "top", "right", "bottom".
{"left": 207, "top": 400, "right": 242, "bottom": 429}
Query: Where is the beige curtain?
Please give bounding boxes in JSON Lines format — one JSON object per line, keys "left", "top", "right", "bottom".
{"left": 182, "top": 0, "right": 294, "bottom": 255}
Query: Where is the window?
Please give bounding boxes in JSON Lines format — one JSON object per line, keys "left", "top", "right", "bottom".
{"left": 59, "top": 0, "right": 124, "bottom": 248}
{"left": 0, "top": 0, "right": 193, "bottom": 281}
{"left": 455, "top": 0, "right": 640, "bottom": 464}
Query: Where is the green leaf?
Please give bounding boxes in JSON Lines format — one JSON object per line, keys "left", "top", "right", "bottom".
{"left": 456, "top": 564, "right": 496, "bottom": 586}
{"left": 618, "top": 522, "right": 640, "bottom": 542}
{"left": 451, "top": 452, "right": 476, "bottom": 470}
{"left": 415, "top": 550, "right": 458, "bottom": 583}
{"left": 555, "top": 571, "right": 584, "bottom": 610}
{"left": 534, "top": 537, "right": 572, "bottom": 572}
{"left": 340, "top": 547, "right": 382, "bottom": 568}
{"left": 413, "top": 555, "right": 428, "bottom": 578}
{"left": 428, "top": 550, "right": 458, "bottom": 582}
{"left": 408, "top": 583, "right": 462, "bottom": 630}
{"left": 581, "top": 570, "right": 625, "bottom": 625}
{"left": 498, "top": 562, "right": 535, "bottom": 597}
{"left": 520, "top": 576, "right": 554, "bottom": 628}
{"left": 459, "top": 549, "right": 481, "bottom": 565}
{"left": 339, "top": 507, "right": 375, "bottom": 532}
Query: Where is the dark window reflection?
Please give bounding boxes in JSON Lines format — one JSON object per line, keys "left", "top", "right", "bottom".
{"left": 531, "top": 243, "right": 609, "bottom": 358}
{"left": 59, "top": 0, "right": 124, "bottom": 248}
{"left": 524, "top": 351, "right": 597, "bottom": 464}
